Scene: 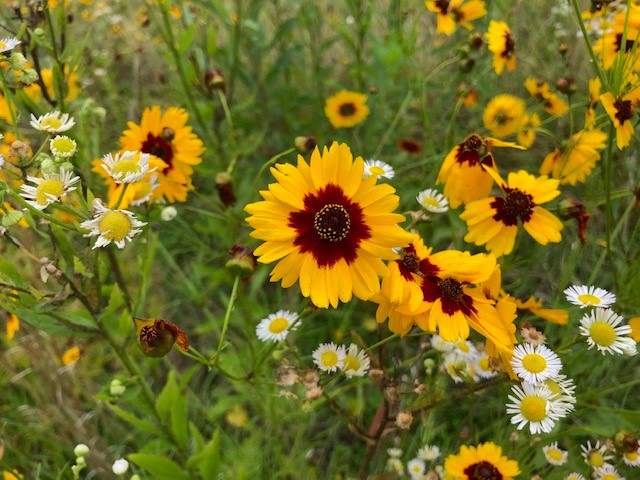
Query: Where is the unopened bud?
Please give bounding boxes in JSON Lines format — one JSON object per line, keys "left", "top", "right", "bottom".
{"left": 1, "top": 209, "right": 24, "bottom": 228}
{"left": 395, "top": 411, "right": 413, "bottom": 430}
{"left": 461, "top": 57, "right": 475, "bottom": 73}
{"left": 21, "top": 68, "right": 38, "bottom": 85}
{"left": 205, "top": 69, "right": 226, "bottom": 91}
{"left": 294, "top": 136, "right": 317, "bottom": 154}
{"left": 9, "top": 52, "right": 27, "bottom": 71}
{"left": 225, "top": 244, "right": 257, "bottom": 278}
{"left": 614, "top": 431, "right": 639, "bottom": 454}
{"left": 74, "top": 444, "right": 90, "bottom": 457}
{"left": 161, "top": 206, "right": 177, "bottom": 221}
{"left": 59, "top": 161, "right": 74, "bottom": 172}
{"left": 558, "top": 43, "right": 569, "bottom": 55}
{"left": 556, "top": 76, "right": 576, "bottom": 94}
{"left": 215, "top": 171, "right": 236, "bottom": 207}
{"left": 469, "top": 33, "right": 484, "bottom": 50}
{"left": 110, "top": 378, "right": 126, "bottom": 396}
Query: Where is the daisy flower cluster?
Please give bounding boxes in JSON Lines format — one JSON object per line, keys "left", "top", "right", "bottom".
{"left": 431, "top": 334, "right": 497, "bottom": 384}
{"left": 312, "top": 342, "right": 370, "bottom": 379}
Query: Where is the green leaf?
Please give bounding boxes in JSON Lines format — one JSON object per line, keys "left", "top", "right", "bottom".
{"left": 8, "top": 307, "right": 96, "bottom": 337}
{"left": 186, "top": 429, "right": 220, "bottom": 479}
{"left": 177, "top": 24, "right": 196, "bottom": 54}
{"left": 129, "top": 453, "right": 188, "bottom": 480}
{"left": 155, "top": 371, "right": 189, "bottom": 451}
{"left": 50, "top": 225, "right": 74, "bottom": 267}
{"left": 0, "top": 255, "right": 28, "bottom": 288}
{"left": 104, "top": 403, "right": 159, "bottom": 434}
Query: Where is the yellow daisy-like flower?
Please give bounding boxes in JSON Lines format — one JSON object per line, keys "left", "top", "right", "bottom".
{"left": 485, "top": 20, "right": 516, "bottom": 75}
{"left": 436, "top": 133, "right": 524, "bottom": 208}
{"left": 460, "top": 170, "right": 563, "bottom": 257}
{"left": 324, "top": 90, "right": 370, "bottom": 128}
{"left": 61, "top": 346, "right": 81, "bottom": 366}
{"left": 540, "top": 129, "right": 607, "bottom": 185}
{"left": 585, "top": 78, "right": 601, "bottom": 129}
{"left": 512, "top": 295, "right": 569, "bottom": 325}
{"left": 6, "top": 314, "right": 19, "bottom": 340}
{"left": 600, "top": 89, "right": 640, "bottom": 150}
{"left": 425, "top": 0, "right": 487, "bottom": 36}
{"left": 245, "top": 142, "right": 411, "bottom": 308}
{"left": 483, "top": 94, "right": 527, "bottom": 138}
{"left": 444, "top": 442, "right": 520, "bottom": 480}
{"left": 517, "top": 113, "right": 540, "bottom": 149}
{"left": 120, "top": 106, "right": 205, "bottom": 203}
{"left": 524, "top": 78, "right": 568, "bottom": 116}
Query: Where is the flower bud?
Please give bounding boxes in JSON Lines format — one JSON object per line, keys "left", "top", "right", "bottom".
{"left": 215, "top": 171, "right": 236, "bottom": 207}
{"left": 20, "top": 68, "right": 38, "bottom": 86}
{"left": 40, "top": 157, "right": 57, "bottom": 174}
{"left": 110, "top": 378, "right": 126, "bottom": 396}
{"left": 614, "top": 431, "right": 639, "bottom": 454}
{"left": 59, "top": 161, "right": 74, "bottom": 172}
{"left": 74, "top": 444, "right": 90, "bottom": 457}
{"left": 294, "top": 136, "right": 317, "bottom": 154}
{"left": 558, "top": 43, "right": 569, "bottom": 55}
{"left": 226, "top": 244, "right": 257, "bottom": 278}
{"left": 205, "top": 69, "right": 226, "bottom": 91}
{"left": 9, "top": 52, "right": 27, "bottom": 71}
{"left": 395, "top": 411, "right": 413, "bottom": 430}
{"left": 75, "top": 456, "right": 87, "bottom": 468}
{"left": 558, "top": 198, "right": 589, "bottom": 245}
{"left": 133, "top": 317, "right": 189, "bottom": 357}
{"left": 160, "top": 206, "right": 177, "bottom": 221}
{"left": 1, "top": 209, "right": 24, "bottom": 228}
{"left": 112, "top": 458, "right": 129, "bottom": 475}
{"left": 468, "top": 33, "right": 484, "bottom": 50}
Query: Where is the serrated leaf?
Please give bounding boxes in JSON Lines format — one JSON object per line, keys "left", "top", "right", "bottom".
{"left": 129, "top": 453, "right": 188, "bottom": 480}
{"left": 104, "top": 403, "right": 159, "bottom": 434}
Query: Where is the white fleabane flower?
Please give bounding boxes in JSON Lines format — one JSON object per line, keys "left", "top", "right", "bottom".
{"left": 579, "top": 307, "right": 635, "bottom": 355}
{"left": 474, "top": 352, "right": 498, "bottom": 379}
{"left": 30, "top": 111, "right": 76, "bottom": 133}
{"left": 341, "top": 343, "right": 370, "bottom": 378}
{"left": 20, "top": 168, "right": 80, "bottom": 210}
{"left": 430, "top": 334, "right": 455, "bottom": 352}
{"left": 0, "top": 37, "right": 21, "bottom": 54}
{"left": 130, "top": 174, "right": 159, "bottom": 207}
{"left": 312, "top": 343, "right": 345, "bottom": 373}
{"left": 417, "top": 444, "right": 440, "bottom": 461}
{"left": 407, "top": 458, "right": 425, "bottom": 477}
{"left": 506, "top": 382, "right": 563, "bottom": 434}
{"left": 622, "top": 448, "right": 640, "bottom": 467}
{"left": 581, "top": 441, "right": 613, "bottom": 469}
{"left": 511, "top": 343, "right": 562, "bottom": 385}
{"left": 50, "top": 135, "right": 78, "bottom": 158}
{"left": 543, "top": 441, "right": 568, "bottom": 466}
{"left": 100, "top": 151, "right": 155, "bottom": 184}
{"left": 112, "top": 458, "right": 129, "bottom": 475}
{"left": 593, "top": 464, "right": 625, "bottom": 480}
{"left": 564, "top": 474, "right": 586, "bottom": 480}
{"left": 564, "top": 284, "right": 616, "bottom": 308}
{"left": 416, "top": 188, "right": 449, "bottom": 213}
{"left": 256, "top": 310, "right": 299, "bottom": 342}
{"left": 363, "top": 159, "right": 394, "bottom": 180}
{"left": 80, "top": 200, "right": 146, "bottom": 249}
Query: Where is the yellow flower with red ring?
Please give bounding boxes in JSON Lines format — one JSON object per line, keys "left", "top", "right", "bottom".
{"left": 485, "top": 20, "right": 515, "bottom": 74}
{"left": 425, "top": 0, "right": 487, "bottom": 36}
{"left": 324, "top": 90, "right": 369, "bottom": 128}
{"left": 600, "top": 88, "right": 640, "bottom": 150}
{"left": 445, "top": 441, "right": 520, "bottom": 480}
{"left": 540, "top": 129, "right": 607, "bottom": 185}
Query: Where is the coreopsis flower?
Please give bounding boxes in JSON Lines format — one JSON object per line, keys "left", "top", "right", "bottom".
{"left": 543, "top": 442, "right": 569, "bottom": 466}
{"left": 92, "top": 157, "right": 164, "bottom": 209}
{"left": 444, "top": 442, "right": 520, "bottom": 480}
{"left": 506, "top": 382, "right": 564, "bottom": 434}
{"left": 80, "top": 200, "right": 146, "bottom": 249}
{"left": 564, "top": 285, "right": 616, "bottom": 308}
{"left": 485, "top": 20, "right": 516, "bottom": 74}
{"left": 20, "top": 168, "right": 80, "bottom": 211}
{"left": 483, "top": 94, "right": 527, "bottom": 138}
{"left": 324, "top": 90, "right": 369, "bottom": 128}
{"left": 245, "top": 142, "right": 411, "bottom": 308}
{"left": 0, "top": 37, "right": 20, "bottom": 54}
{"left": 133, "top": 317, "right": 188, "bottom": 357}
{"left": 517, "top": 113, "right": 540, "bottom": 149}
{"left": 436, "top": 133, "right": 523, "bottom": 208}
{"left": 363, "top": 159, "right": 394, "bottom": 180}
{"left": 540, "top": 129, "right": 607, "bottom": 185}
{"left": 312, "top": 342, "right": 345, "bottom": 373}
{"left": 585, "top": 78, "right": 601, "bottom": 129}
{"left": 120, "top": 106, "right": 205, "bottom": 202}
{"left": 30, "top": 111, "right": 76, "bottom": 133}
{"left": 341, "top": 343, "right": 370, "bottom": 378}
{"left": 424, "top": 0, "right": 487, "bottom": 36}
{"left": 100, "top": 151, "right": 155, "bottom": 184}
{"left": 600, "top": 88, "right": 640, "bottom": 149}
{"left": 460, "top": 170, "right": 563, "bottom": 257}
{"left": 524, "top": 78, "right": 569, "bottom": 116}
{"left": 416, "top": 188, "right": 449, "bottom": 213}
{"left": 49, "top": 135, "right": 77, "bottom": 158}
{"left": 256, "top": 310, "right": 299, "bottom": 342}
{"left": 579, "top": 307, "right": 636, "bottom": 355}
{"left": 511, "top": 344, "right": 562, "bottom": 385}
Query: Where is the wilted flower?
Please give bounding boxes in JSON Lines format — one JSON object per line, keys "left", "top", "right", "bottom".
{"left": 133, "top": 317, "right": 189, "bottom": 357}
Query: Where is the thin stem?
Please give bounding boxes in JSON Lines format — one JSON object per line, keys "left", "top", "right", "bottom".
{"left": 7, "top": 190, "right": 86, "bottom": 233}
{"left": 365, "top": 333, "right": 397, "bottom": 352}
{"left": 111, "top": 183, "right": 129, "bottom": 210}
{"left": 211, "top": 275, "right": 240, "bottom": 362}
{"left": 104, "top": 248, "right": 134, "bottom": 313}
{"left": 371, "top": 91, "right": 412, "bottom": 160}
{"left": 571, "top": 0, "right": 607, "bottom": 87}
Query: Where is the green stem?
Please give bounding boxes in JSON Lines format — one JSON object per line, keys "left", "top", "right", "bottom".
{"left": 603, "top": 123, "right": 619, "bottom": 289}
{"left": 44, "top": 7, "right": 65, "bottom": 112}
{"left": 7, "top": 190, "right": 86, "bottom": 233}
{"left": 371, "top": 91, "right": 413, "bottom": 160}
{"left": 571, "top": 0, "right": 607, "bottom": 88}
{"left": 212, "top": 275, "right": 240, "bottom": 362}
{"left": 111, "top": 183, "right": 129, "bottom": 210}
{"left": 365, "top": 333, "right": 397, "bottom": 352}
{"left": 104, "top": 248, "right": 134, "bottom": 313}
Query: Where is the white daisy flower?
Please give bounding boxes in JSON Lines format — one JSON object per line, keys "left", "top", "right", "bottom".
{"left": 506, "top": 382, "right": 563, "bottom": 434}
{"left": 80, "top": 200, "right": 146, "bottom": 249}
{"left": 417, "top": 444, "right": 440, "bottom": 461}
{"left": 416, "top": 188, "right": 449, "bottom": 213}
{"left": 451, "top": 338, "right": 479, "bottom": 362}
{"left": 0, "top": 153, "right": 5, "bottom": 168}
{"left": 511, "top": 343, "right": 562, "bottom": 385}
{"left": 581, "top": 441, "right": 614, "bottom": 469}
{"left": 341, "top": 343, "right": 370, "bottom": 378}
{"left": 594, "top": 464, "right": 625, "bottom": 480}
{"left": 564, "top": 474, "right": 586, "bottom": 480}
{"left": 129, "top": 174, "right": 160, "bottom": 206}
{"left": 443, "top": 352, "right": 466, "bottom": 383}
{"left": 100, "top": 151, "right": 155, "bottom": 184}
{"left": 431, "top": 334, "right": 455, "bottom": 352}
{"left": 386, "top": 458, "right": 404, "bottom": 475}
{"left": 407, "top": 458, "right": 425, "bottom": 477}
{"left": 363, "top": 159, "right": 394, "bottom": 180}
{"left": 622, "top": 448, "right": 640, "bottom": 467}
{"left": 564, "top": 285, "right": 616, "bottom": 308}
{"left": 543, "top": 441, "right": 568, "bottom": 466}
{"left": 542, "top": 374, "right": 576, "bottom": 414}
{"left": 255, "top": 310, "right": 298, "bottom": 342}
{"left": 474, "top": 352, "right": 498, "bottom": 379}
{"left": 0, "top": 37, "right": 21, "bottom": 54}
{"left": 20, "top": 168, "right": 80, "bottom": 210}
{"left": 30, "top": 111, "right": 76, "bottom": 133}
{"left": 387, "top": 447, "right": 403, "bottom": 458}
{"left": 579, "top": 307, "right": 635, "bottom": 355}
{"left": 312, "top": 343, "right": 345, "bottom": 373}
{"left": 49, "top": 135, "right": 78, "bottom": 158}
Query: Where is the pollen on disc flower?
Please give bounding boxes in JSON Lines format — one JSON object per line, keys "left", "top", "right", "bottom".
{"left": 324, "top": 90, "right": 370, "bottom": 128}
{"left": 485, "top": 20, "right": 516, "bottom": 74}
{"left": 425, "top": 0, "right": 487, "bottom": 36}
{"left": 255, "top": 309, "right": 299, "bottom": 342}
{"left": 622, "top": 448, "right": 640, "bottom": 467}
{"left": 417, "top": 444, "right": 440, "bottom": 462}
{"left": 483, "top": 94, "right": 527, "bottom": 138}
{"left": 594, "top": 464, "right": 625, "bottom": 480}
{"left": 244, "top": 142, "right": 412, "bottom": 309}
{"left": 579, "top": 307, "right": 636, "bottom": 355}
{"left": 30, "top": 111, "right": 76, "bottom": 133}
{"left": 49, "top": 135, "right": 77, "bottom": 158}
{"left": 80, "top": 200, "right": 146, "bottom": 249}
{"left": 20, "top": 168, "right": 80, "bottom": 211}
{"left": 540, "top": 129, "right": 607, "bottom": 185}
{"left": 341, "top": 343, "right": 370, "bottom": 378}
{"left": 363, "top": 159, "right": 394, "bottom": 180}
{"left": 312, "top": 342, "right": 346, "bottom": 373}
{"left": 460, "top": 169, "right": 563, "bottom": 257}
{"left": 581, "top": 441, "right": 613, "bottom": 469}
{"left": 120, "top": 106, "right": 205, "bottom": 203}
{"left": 416, "top": 188, "right": 449, "bottom": 213}
{"left": 565, "top": 474, "right": 587, "bottom": 480}
{"left": 511, "top": 343, "right": 562, "bottom": 385}
{"left": 564, "top": 285, "right": 616, "bottom": 308}
{"left": 100, "top": 150, "right": 155, "bottom": 184}
{"left": 407, "top": 458, "right": 425, "bottom": 477}
{"left": 543, "top": 442, "right": 568, "bottom": 466}
{"left": 506, "top": 381, "right": 563, "bottom": 434}
{"left": 444, "top": 441, "right": 520, "bottom": 480}
{"left": 0, "top": 37, "right": 20, "bottom": 53}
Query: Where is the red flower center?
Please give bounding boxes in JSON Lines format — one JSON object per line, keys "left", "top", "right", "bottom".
{"left": 613, "top": 99, "right": 634, "bottom": 124}
{"left": 339, "top": 103, "right": 356, "bottom": 117}
{"left": 289, "top": 184, "right": 371, "bottom": 267}
{"left": 464, "top": 461, "right": 503, "bottom": 480}
{"left": 141, "top": 130, "right": 174, "bottom": 168}
{"left": 502, "top": 32, "right": 515, "bottom": 58}
{"left": 420, "top": 274, "right": 478, "bottom": 317}
{"left": 491, "top": 187, "right": 534, "bottom": 225}
{"left": 434, "top": 0, "right": 450, "bottom": 14}
{"left": 402, "top": 250, "right": 420, "bottom": 273}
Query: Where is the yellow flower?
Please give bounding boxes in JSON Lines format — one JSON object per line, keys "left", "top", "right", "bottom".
{"left": 517, "top": 113, "right": 540, "bottom": 149}
{"left": 61, "top": 346, "right": 81, "bottom": 365}
{"left": 600, "top": 89, "right": 640, "bottom": 149}
{"left": 6, "top": 314, "right": 19, "bottom": 340}
{"left": 540, "top": 129, "right": 607, "bottom": 185}
{"left": 425, "top": 0, "right": 487, "bottom": 36}
{"left": 483, "top": 94, "right": 527, "bottom": 138}
{"left": 245, "top": 142, "right": 411, "bottom": 309}
{"left": 324, "top": 90, "right": 370, "bottom": 128}
{"left": 460, "top": 170, "right": 563, "bottom": 257}
{"left": 629, "top": 317, "right": 640, "bottom": 342}
{"left": 485, "top": 20, "right": 515, "bottom": 74}
{"left": 524, "top": 78, "right": 568, "bottom": 116}
{"left": 225, "top": 404, "right": 249, "bottom": 428}
{"left": 120, "top": 107, "right": 205, "bottom": 203}
{"left": 585, "top": 77, "right": 601, "bottom": 129}
{"left": 444, "top": 442, "right": 520, "bottom": 480}
{"left": 436, "top": 133, "right": 524, "bottom": 208}
{"left": 512, "top": 295, "right": 569, "bottom": 325}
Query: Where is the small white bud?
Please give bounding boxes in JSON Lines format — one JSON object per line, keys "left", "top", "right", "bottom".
{"left": 74, "top": 443, "right": 90, "bottom": 457}
{"left": 161, "top": 206, "right": 177, "bottom": 221}
{"left": 112, "top": 458, "right": 129, "bottom": 475}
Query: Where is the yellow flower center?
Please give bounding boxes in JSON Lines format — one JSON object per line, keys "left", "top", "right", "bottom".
{"left": 625, "top": 452, "right": 639, "bottom": 461}
{"left": 520, "top": 395, "right": 547, "bottom": 422}
{"left": 422, "top": 197, "right": 440, "bottom": 208}
{"left": 588, "top": 452, "right": 604, "bottom": 467}
{"left": 522, "top": 353, "right": 547, "bottom": 373}
{"left": 343, "top": 354, "right": 360, "bottom": 372}
{"left": 478, "top": 357, "right": 490, "bottom": 371}
{"left": 0, "top": 42, "right": 6, "bottom": 49}
{"left": 268, "top": 317, "right": 289, "bottom": 334}
{"left": 368, "top": 166, "right": 385, "bottom": 176}
{"left": 602, "top": 474, "right": 616, "bottom": 480}
{"left": 578, "top": 293, "right": 601, "bottom": 305}
{"left": 112, "top": 159, "right": 141, "bottom": 177}
{"left": 98, "top": 211, "right": 132, "bottom": 241}
{"left": 589, "top": 321, "right": 616, "bottom": 347}
{"left": 51, "top": 137, "right": 76, "bottom": 154}
{"left": 456, "top": 340, "right": 470, "bottom": 352}
{"left": 41, "top": 117, "right": 63, "bottom": 129}
{"left": 547, "top": 449, "right": 563, "bottom": 461}
{"left": 35, "top": 179, "right": 65, "bottom": 205}
{"left": 320, "top": 350, "right": 339, "bottom": 368}
{"left": 544, "top": 378, "right": 561, "bottom": 395}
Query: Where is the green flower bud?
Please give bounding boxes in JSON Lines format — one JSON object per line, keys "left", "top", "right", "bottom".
{"left": 1, "top": 209, "right": 24, "bottom": 228}
{"left": 9, "top": 52, "right": 27, "bottom": 71}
